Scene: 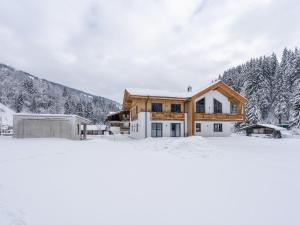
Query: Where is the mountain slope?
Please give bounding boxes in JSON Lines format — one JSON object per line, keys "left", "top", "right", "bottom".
{"left": 0, "top": 63, "right": 120, "bottom": 123}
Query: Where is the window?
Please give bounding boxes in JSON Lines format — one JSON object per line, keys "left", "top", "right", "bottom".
{"left": 136, "top": 123, "right": 139, "bottom": 132}
{"left": 152, "top": 103, "right": 162, "bottom": 112}
{"left": 171, "top": 123, "right": 181, "bottom": 137}
{"left": 196, "top": 123, "right": 201, "bottom": 132}
{"left": 214, "top": 123, "right": 223, "bottom": 132}
{"left": 214, "top": 99, "right": 222, "bottom": 113}
{"left": 196, "top": 98, "right": 205, "bottom": 113}
{"left": 231, "top": 103, "right": 237, "bottom": 114}
{"left": 151, "top": 123, "right": 162, "bottom": 137}
{"left": 171, "top": 104, "right": 181, "bottom": 113}
{"left": 135, "top": 105, "right": 138, "bottom": 114}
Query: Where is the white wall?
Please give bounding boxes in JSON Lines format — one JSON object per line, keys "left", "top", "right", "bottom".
{"left": 129, "top": 112, "right": 187, "bottom": 138}
{"left": 129, "top": 112, "right": 148, "bottom": 139}
{"left": 195, "top": 90, "right": 231, "bottom": 114}
{"left": 194, "top": 121, "right": 234, "bottom": 137}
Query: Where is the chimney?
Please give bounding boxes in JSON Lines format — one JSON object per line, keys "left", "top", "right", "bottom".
{"left": 187, "top": 85, "right": 192, "bottom": 93}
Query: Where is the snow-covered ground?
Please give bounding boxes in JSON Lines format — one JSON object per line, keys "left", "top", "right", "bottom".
{"left": 0, "top": 135, "right": 300, "bottom": 225}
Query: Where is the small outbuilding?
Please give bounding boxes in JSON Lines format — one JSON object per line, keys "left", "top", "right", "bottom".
{"left": 86, "top": 125, "right": 107, "bottom": 135}
{"left": 13, "top": 114, "right": 90, "bottom": 140}
{"left": 106, "top": 111, "right": 130, "bottom": 134}
{"left": 240, "top": 124, "right": 287, "bottom": 138}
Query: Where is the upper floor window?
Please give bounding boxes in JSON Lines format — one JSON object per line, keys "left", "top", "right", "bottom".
{"left": 214, "top": 99, "right": 222, "bottom": 114}
{"left": 152, "top": 103, "right": 162, "bottom": 112}
{"left": 196, "top": 98, "right": 205, "bottom": 113}
{"left": 230, "top": 103, "right": 237, "bottom": 114}
{"left": 171, "top": 104, "right": 181, "bottom": 113}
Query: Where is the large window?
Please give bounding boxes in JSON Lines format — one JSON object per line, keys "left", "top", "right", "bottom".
{"left": 196, "top": 98, "right": 205, "bottom": 113}
{"left": 152, "top": 103, "right": 162, "bottom": 112}
{"left": 214, "top": 99, "right": 222, "bottom": 113}
{"left": 151, "top": 123, "right": 163, "bottom": 137}
{"left": 171, "top": 104, "right": 181, "bottom": 113}
{"left": 196, "top": 123, "right": 201, "bottom": 132}
{"left": 214, "top": 123, "right": 223, "bottom": 132}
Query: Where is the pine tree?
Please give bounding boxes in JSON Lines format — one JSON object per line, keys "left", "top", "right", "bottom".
{"left": 15, "top": 93, "right": 24, "bottom": 113}
{"left": 245, "top": 97, "right": 262, "bottom": 124}
{"left": 75, "top": 103, "right": 84, "bottom": 117}
{"left": 291, "top": 81, "right": 300, "bottom": 128}
{"left": 84, "top": 102, "right": 94, "bottom": 120}
{"left": 64, "top": 100, "right": 71, "bottom": 114}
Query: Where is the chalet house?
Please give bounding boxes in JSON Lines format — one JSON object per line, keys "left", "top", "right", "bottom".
{"left": 121, "top": 81, "right": 247, "bottom": 138}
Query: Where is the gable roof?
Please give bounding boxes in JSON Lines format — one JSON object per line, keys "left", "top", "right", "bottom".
{"left": 123, "top": 81, "right": 247, "bottom": 110}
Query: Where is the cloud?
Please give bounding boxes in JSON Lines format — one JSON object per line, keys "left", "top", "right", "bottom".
{"left": 0, "top": 0, "right": 299, "bottom": 102}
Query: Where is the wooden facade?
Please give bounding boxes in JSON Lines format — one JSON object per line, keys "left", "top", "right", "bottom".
{"left": 122, "top": 81, "right": 247, "bottom": 136}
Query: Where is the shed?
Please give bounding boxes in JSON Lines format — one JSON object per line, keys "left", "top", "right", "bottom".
{"left": 13, "top": 114, "right": 90, "bottom": 140}
{"left": 86, "top": 125, "right": 107, "bottom": 135}
{"left": 240, "top": 124, "right": 286, "bottom": 138}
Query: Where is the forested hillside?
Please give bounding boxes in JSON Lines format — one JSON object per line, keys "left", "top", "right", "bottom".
{"left": 221, "top": 47, "right": 300, "bottom": 128}
{"left": 0, "top": 64, "right": 120, "bottom": 123}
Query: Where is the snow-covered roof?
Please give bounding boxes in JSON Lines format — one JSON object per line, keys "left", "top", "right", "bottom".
{"left": 108, "top": 111, "right": 122, "bottom": 116}
{"left": 13, "top": 113, "right": 91, "bottom": 123}
{"left": 242, "top": 124, "right": 287, "bottom": 131}
{"left": 126, "top": 81, "right": 237, "bottom": 99}
{"left": 126, "top": 88, "right": 189, "bottom": 99}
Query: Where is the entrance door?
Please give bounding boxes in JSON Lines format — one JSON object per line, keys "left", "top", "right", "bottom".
{"left": 171, "top": 123, "right": 181, "bottom": 137}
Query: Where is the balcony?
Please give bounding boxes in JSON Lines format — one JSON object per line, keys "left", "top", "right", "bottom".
{"left": 194, "top": 113, "right": 244, "bottom": 122}
{"left": 151, "top": 112, "right": 185, "bottom": 121}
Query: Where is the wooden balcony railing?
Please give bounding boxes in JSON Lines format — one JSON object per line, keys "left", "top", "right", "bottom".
{"left": 151, "top": 112, "right": 185, "bottom": 121}
{"left": 194, "top": 113, "right": 244, "bottom": 122}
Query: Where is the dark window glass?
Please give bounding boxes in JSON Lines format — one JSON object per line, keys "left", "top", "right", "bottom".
{"left": 214, "top": 99, "right": 222, "bottom": 113}
{"left": 151, "top": 123, "right": 162, "bottom": 137}
{"left": 196, "top": 123, "right": 201, "bottom": 132}
{"left": 152, "top": 103, "right": 162, "bottom": 112}
{"left": 214, "top": 123, "right": 223, "bottom": 132}
{"left": 171, "top": 123, "right": 181, "bottom": 137}
{"left": 171, "top": 104, "right": 181, "bottom": 113}
{"left": 196, "top": 98, "right": 205, "bottom": 113}
{"left": 231, "top": 103, "right": 237, "bottom": 114}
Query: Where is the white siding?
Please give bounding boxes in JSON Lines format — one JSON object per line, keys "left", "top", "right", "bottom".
{"left": 195, "top": 90, "right": 230, "bottom": 114}
{"left": 194, "top": 121, "right": 234, "bottom": 137}
{"left": 129, "top": 112, "right": 187, "bottom": 138}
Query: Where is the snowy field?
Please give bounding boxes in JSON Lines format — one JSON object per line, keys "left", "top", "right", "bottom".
{"left": 0, "top": 135, "right": 300, "bottom": 225}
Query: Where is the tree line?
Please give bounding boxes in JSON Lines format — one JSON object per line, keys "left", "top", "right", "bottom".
{"left": 220, "top": 47, "right": 300, "bottom": 128}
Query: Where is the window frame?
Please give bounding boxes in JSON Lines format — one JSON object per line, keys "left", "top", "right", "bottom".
{"left": 196, "top": 123, "right": 201, "bottom": 133}
{"left": 151, "top": 103, "right": 163, "bottom": 112}
{"left": 213, "top": 123, "right": 223, "bottom": 132}
{"left": 151, "top": 123, "right": 163, "bottom": 137}
{"left": 213, "top": 98, "right": 223, "bottom": 114}
{"left": 196, "top": 98, "right": 205, "bottom": 113}
{"left": 171, "top": 104, "right": 181, "bottom": 113}
{"left": 230, "top": 103, "right": 238, "bottom": 114}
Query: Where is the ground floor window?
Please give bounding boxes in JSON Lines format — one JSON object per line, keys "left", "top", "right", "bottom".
{"left": 151, "top": 123, "right": 162, "bottom": 137}
{"left": 214, "top": 123, "right": 223, "bottom": 132}
{"left": 196, "top": 123, "right": 201, "bottom": 132}
{"left": 171, "top": 123, "right": 181, "bottom": 137}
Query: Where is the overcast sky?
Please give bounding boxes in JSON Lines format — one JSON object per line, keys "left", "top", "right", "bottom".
{"left": 1, "top": 0, "right": 300, "bottom": 102}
